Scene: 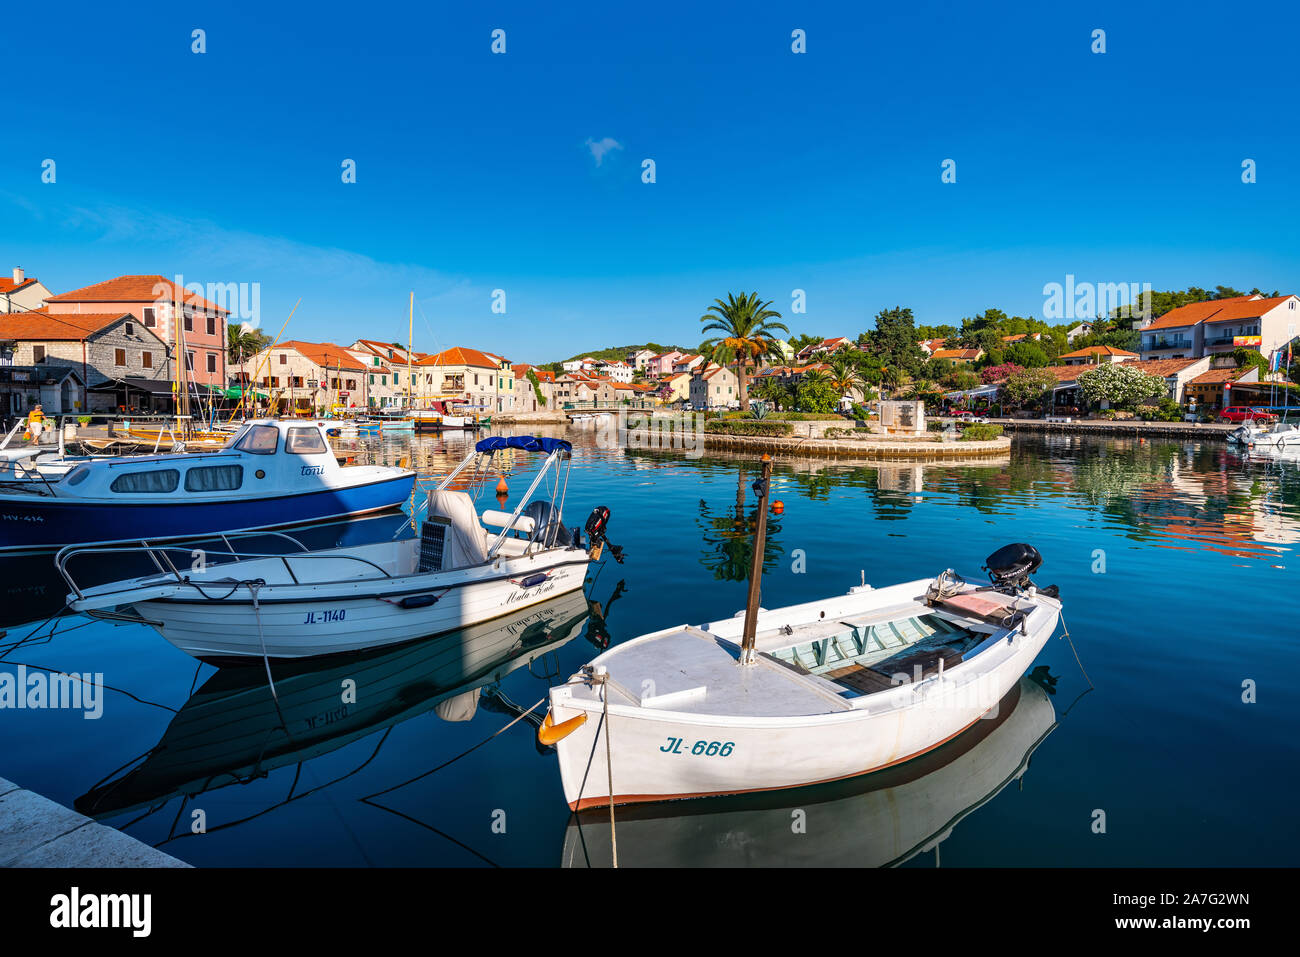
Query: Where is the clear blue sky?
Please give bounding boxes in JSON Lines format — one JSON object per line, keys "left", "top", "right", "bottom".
{"left": 2, "top": 1, "right": 1297, "bottom": 363}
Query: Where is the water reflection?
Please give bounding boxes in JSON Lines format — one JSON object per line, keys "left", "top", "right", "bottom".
{"left": 74, "top": 590, "right": 594, "bottom": 824}
{"left": 696, "top": 467, "right": 784, "bottom": 581}
{"left": 562, "top": 675, "right": 1057, "bottom": 867}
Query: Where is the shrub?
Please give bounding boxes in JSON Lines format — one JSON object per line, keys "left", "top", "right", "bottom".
{"left": 704, "top": 420, "right": 794, "bottom": 437}
{"left": 767, "top": 411, "right": 845, "bottom": 421}
{"left": 960, "top": 424, "right": 1004, "bottom": 441}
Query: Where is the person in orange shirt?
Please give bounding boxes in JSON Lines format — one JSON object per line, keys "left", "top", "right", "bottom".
{"left": 26, "top": 404, "right": 45, "bottom": 442}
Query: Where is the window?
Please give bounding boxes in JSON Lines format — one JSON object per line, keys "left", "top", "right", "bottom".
{"left": 111, "top": 469, "right": 181, "bottom": 493}
{"left": 234, "top": 425, "right": 279, "bottom": 454}
{"left": 381, "top": 375, "right": 387, "bottom": 385}
{"left": 185, "top": 465, "right": 243, "bottom": 492}
{"left": 32, "top": 345, "right": 45, "bottom": 363}
{"left": 373, "top": 357, "right": 381, "bottom": 366}
{"left": 142, "top": 351, "right": 153, "bottom": 369}
{"left": 185, "top": 351, "right": 194, "bottom": 370}
{"left": 346, "top": 379, "right": 356, "bottom": 390}
{"left": 125, "top": 322, "right": 134, "bottom": 335}
{"left": 291, "top": 376, "right": 303, "bottom": 388}
{"left": 183, "top": 313, "right": 193, "bottom": 332}
{"left": 270, "top": 376, "right": 280, "bottom": 387}
{"left": 206, "top": 353, "right": 217, "bottom": 373}
{"left": 279, "top": 354, "right": 287, "bottom": 365}
{"left": 206, "top": 316, "right": 216, "bottom": 336}
{"left": 286, "top": 427, "right": 328, "bottom": 454}
{"left": 369, "top": 374, "right": 375, "bottom": 385}
{"left": 142, "top": 307, "right": 156, "bottom": 327}
{"left": 114, "top": 348, "right": 126, "bottom": 366}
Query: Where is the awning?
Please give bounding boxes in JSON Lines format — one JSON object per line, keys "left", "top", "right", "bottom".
{"left": 475, "top": 436, "right": 572, "bottom": 454}
{"left": 86, "top": 377, "right": 176, "bottom": 397}
{"left": 943, "top": 384, "right": 1000, "bottom": 400}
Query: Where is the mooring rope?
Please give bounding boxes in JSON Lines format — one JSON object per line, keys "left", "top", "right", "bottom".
{"left": 1057, "top": 609, "right": 1092, "bottom": 689}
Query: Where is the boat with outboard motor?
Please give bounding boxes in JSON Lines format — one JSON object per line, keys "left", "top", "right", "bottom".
{"left": 541, "top": 457, "right": 1061, "bottom": 811}
{"left": 0, "top": 419, "right": 414, "bottom": 554}
{"left": 63, "top": 435, "right": 623, "bottom": 663}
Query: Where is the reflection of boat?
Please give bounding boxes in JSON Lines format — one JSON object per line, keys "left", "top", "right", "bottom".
{"left": 0, "top": 420, "right": 414, "bottom": 554}
{"left": 562, "top": 676, "right": 1056, "bottom": 867}
{"left": 75, "top": 590, "right": 592, "bottom": 821}
{"left": 66, "top": 436, "right": 615, "bottom": 662}
{"left": 545, "top": 520, "right": 1059, "bottom": 809}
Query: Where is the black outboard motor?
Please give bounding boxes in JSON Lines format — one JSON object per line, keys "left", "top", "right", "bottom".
{"left": 983, "top": 543, "right": 1043, "bottom": 590}
{"left": 584, "top": 506, "right": 625, "bottom": 563}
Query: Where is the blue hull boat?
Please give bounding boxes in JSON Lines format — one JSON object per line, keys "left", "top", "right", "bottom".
{"left": 0, "top": 420, "right": 415, "bottom": 554}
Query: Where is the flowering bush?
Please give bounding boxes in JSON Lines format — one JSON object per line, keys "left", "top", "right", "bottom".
{"left": 981, "top": 362, "right": 1024, "bottom": 385}
{"left": 1076, "top": 363, "right": 1168, "bottom": 409}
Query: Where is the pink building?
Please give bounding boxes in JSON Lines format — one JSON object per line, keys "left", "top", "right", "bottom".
{"left": 46, "top": 275, "right": 229, "bottom": 389}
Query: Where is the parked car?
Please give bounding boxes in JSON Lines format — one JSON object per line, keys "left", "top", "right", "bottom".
{"left": 1219, "top": 406, "right": 1278, "bottom": 423}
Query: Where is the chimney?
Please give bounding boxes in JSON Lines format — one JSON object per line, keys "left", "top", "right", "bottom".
{"left": 12, "top": 267, "right": 23, "bottom": 284}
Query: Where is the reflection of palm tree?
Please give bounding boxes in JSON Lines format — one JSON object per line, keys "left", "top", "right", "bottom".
{"left": 696, "top": 468, "right": 783, "bottom": 581}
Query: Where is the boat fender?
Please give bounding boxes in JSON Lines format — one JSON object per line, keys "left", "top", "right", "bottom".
{"left": 400, "top": 594, "right": 439, "bottom": 609}
{"left": 538, "top": 710, "right": 587, "bottom": 746}
{"left": 520, "top": 573, "right": 549, "bottom": 588}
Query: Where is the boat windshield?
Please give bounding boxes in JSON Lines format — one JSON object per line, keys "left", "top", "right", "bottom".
{"left": 233, "top": 425, "right": 280, "bottom": 455}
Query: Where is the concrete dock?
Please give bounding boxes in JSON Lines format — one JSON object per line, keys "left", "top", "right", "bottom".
{"left": 0, "top": 777, "right": 188, "bottom": 868}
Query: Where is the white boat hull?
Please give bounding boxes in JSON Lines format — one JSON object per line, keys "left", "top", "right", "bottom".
{"left": 548, "top": 580, "right": 1059, "bottom": 810}
{"left": 135, "top": 555, "right": 589, "bottom": 662}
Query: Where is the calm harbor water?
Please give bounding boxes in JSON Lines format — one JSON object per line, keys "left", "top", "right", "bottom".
{"left": 1, "top": 429, "right": 1297, "bottom": 867}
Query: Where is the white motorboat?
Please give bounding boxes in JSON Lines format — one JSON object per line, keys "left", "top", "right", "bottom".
{"left": 1232, "top": 420, "right": 1300, "bottom": 454}
{"left": 541, "top": 457, "right": 1061, "bottom": 810}
{"left": 64, "top": 435, "right": 624, "bottom": 663}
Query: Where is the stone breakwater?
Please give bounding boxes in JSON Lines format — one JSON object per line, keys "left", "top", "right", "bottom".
{"left": 692, "top": 431, "right": 1012, "bottom": 459}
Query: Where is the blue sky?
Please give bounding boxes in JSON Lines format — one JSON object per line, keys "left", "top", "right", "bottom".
{"left": 2, "top": 1, "right": 1297, "bottom": 362}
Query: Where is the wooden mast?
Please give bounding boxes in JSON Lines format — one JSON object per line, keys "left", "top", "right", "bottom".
{"left": 739, "top": 454, "right": 773, "bottom": 665}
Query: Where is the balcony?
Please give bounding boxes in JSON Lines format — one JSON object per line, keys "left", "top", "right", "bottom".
{"left": 1144, "top": 337, "right": 1193, "bottom": 351}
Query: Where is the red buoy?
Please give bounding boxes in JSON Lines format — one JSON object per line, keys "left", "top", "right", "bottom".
{"left": 771, "top": 500, "right": 785, "bottom": 515}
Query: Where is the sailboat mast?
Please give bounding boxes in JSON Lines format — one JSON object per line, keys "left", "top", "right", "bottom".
{"left": 407, "top": 291, "right": 414, "bottom": 411}
{"left": 739, "top": 454, "right": 774, "bottom": 665}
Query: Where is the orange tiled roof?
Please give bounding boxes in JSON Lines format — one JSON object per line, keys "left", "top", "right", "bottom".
{"left": 47, "top": 275, "right": 229, "bottom": 314}
{"left": 417, "top": 346, "right": 501, "bottom": 369}
{"left": 1143, "top": 296, "right": 1292, "bottom": 331}
{"left": 932, "top": 348, "right": 982, "bottom": 361}
{"left": 1060, "top": 345, "right": 1139, "bottom": 358}
{"left": 0, "top": 309, "right": 136, "bottom": 340}
{"left": 278, "top": 340, "right": 368, "bottom": 371}
{"left": 0, "top": 277, "right": 39, "bottom": 295}
{"left": 1189, "top": 368, "right": 1247, "bottom": 384}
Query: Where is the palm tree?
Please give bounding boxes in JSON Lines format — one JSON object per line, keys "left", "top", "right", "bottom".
{"left": 881, "top": 365, "right": 906, "bottom": 399}
{"left": 699, "top": 293, "right": 789, "bottom": 409}
{"left": 227, "top": 323, "right": 265, "bottom": 365}
{"left": 827, "top": 355, "right": 869, "bottom": 409}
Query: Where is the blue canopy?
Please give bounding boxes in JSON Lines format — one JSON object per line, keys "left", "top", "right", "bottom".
{"left": 475, "top": 436, "right": 572, "bottom": 454}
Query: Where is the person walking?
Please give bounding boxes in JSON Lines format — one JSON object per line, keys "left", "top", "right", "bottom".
{"left": 26, "top": 404, "right": 45, "bottom": 443}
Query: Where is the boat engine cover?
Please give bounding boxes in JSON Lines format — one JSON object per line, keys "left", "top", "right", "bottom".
{"left": 983, "top": 542, "right": 1043, "bottom": 586}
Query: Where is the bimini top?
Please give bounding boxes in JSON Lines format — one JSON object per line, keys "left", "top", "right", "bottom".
{"left": 475, "top": 436, "right": 572, "bottom": 454}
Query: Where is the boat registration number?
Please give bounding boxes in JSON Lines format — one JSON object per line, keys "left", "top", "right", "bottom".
{"left": 659, "top": 737, "right": 735, "bottom": 757}
{"left": 302, "top": 609, "right": 347, "bottom": 624}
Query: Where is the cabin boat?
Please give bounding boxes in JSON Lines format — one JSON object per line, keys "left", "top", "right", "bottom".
{"left": 1232, "top": 421, "right": 1300, "bottom": 454}
{"left": 0, "top": 420, "right": 414, "bottom": 554}
{"left": 64, "top": 435, "right": 620, "bottom": 663}
{"left": 562, "top": 674, "right": 1057, "bottom": 867}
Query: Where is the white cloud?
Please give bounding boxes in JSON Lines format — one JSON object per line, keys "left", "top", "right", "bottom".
{"left": 584, "top": 136, "right": 623, "bottom": 167}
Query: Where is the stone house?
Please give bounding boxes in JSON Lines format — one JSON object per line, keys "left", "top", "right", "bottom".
{"left": 0, "top": 310, "right": 172, "bottom": 412}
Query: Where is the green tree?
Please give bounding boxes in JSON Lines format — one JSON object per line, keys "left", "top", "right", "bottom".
{"left": 1004, "top": 341, "right": 1049, "bottom": 368}
{"left": 826, "top": 354, "right": 870, "bottom": 406}
{"left": 1233, "top": 347, "right": 1269, "bottom": 378}
{"left": 863, "top": 307, "right": 926, "bottom": 374}
{"left": 1002, "top": 368, "right": 1060, "bottom": 411}
{"left": 795, "top": 370, "right": 839, "bottom": 413}
{"left": 699, "top": 292, "right": 789, "bottom": 409}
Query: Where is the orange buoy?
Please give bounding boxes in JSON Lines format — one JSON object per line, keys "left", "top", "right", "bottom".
{"left": 538, "top": 710, "right": 587, "bottom": 746}
{"left": 495, "top": 475, "right": 509, "bottom": 495}
{"left": 771, "top": 499, "right": 785, "bottom": 515}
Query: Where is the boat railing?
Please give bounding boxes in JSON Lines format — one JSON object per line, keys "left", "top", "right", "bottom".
{"left": 56, "top": 528, "right": 398, "bottom": 602}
